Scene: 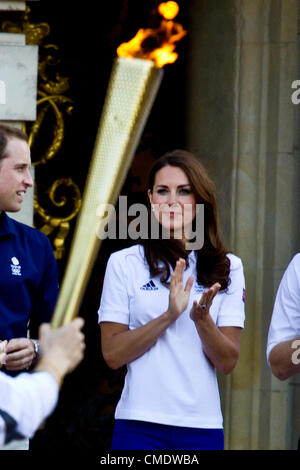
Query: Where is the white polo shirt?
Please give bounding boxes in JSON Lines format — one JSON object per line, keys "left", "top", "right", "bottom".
{"left": 0, "top": 370, "right": 58, "bottom": 447}
{"left": 267, "top": 253, "right": 300, "bottom": 361}
{"left": 98, "top": 245, "right": 245, "bottom": 429}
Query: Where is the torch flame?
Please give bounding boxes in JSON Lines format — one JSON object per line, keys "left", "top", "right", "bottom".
{"left": 158, "top": 1, "right": 179, "bottom": 20}
{"left": 117, "top": 1, "right": 187, "bottom": 68}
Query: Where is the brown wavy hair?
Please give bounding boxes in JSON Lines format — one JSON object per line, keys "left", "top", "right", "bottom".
{"left": 0, "top": 124, "right": 27, "bottom": 164}
{"left": 140, "top": 149, "right": 230, "bottom": 291}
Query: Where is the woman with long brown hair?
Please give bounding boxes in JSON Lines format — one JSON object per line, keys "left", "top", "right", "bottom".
{"left": 98, "top": 150, "right": 245, "bottom": 450}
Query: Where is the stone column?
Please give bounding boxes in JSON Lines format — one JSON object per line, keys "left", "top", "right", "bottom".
{"left": 0, "top": 0, "right": 38, "bottom": 226}
{"left": 289, "top": 0, "right": 300, "bottom": 450}
{"left": 0, "top": 1, "right": 25, "bottom": 11}
{"left": 185, "top": 0, "right": 299, "bottom": 449}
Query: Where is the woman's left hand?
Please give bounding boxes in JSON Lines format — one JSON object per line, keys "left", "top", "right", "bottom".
{"left": 190, "top": 282, "right": 221, "bottom": 322}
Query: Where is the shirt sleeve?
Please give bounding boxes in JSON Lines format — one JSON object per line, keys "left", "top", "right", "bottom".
{"left": 267, "top": 254, "right": 300, "bottom": 361}
{"left": 216, "top": 254, "right": 246, "bottom": 328}
{"left": 98, "top": 252, "right": 130, "bottom": 325}
{"left": 0, "top": 370, "right": 59, "bottom": 445}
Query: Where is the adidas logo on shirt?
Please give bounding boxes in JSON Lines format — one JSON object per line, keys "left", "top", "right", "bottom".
{"left": 195, "top": 284, "right": 205, "bottom": 294}
{"left": 140, "top": 280, "right": 159, "bottom": 291}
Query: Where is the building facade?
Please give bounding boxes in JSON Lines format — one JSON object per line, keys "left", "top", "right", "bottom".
{"left": 0, "top": 0, "right": 299, "bottom": 450}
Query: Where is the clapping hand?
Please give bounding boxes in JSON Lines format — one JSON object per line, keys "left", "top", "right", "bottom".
{"left": 167, "top": 258, "right": 194, "bottom": 321}
{"left": 190, "top": 283, "right": 221, "bottom": 322}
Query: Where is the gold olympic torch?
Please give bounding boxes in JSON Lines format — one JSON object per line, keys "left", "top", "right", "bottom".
{"left": 51, "top": 2, "right": 187, "bottom": 328}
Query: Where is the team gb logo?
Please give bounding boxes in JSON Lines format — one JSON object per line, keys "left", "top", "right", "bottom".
{"left": 11, "top": 257, "right": 21, "bottom": 276}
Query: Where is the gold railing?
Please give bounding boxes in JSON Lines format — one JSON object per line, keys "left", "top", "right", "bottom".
{"left": 2, "top": 6, "right": 81, "bottom": 259}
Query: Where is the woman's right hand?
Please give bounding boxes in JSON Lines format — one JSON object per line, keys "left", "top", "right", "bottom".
{"left": 167, "top": 258, "right": 194, "bottom": 321}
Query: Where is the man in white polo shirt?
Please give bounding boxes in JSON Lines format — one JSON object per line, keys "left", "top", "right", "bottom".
{"left": 267, "top": 253, "right": 300, "bottom": 381}
{"left": 0, "top": 318, "right": 85, "bottom": 448}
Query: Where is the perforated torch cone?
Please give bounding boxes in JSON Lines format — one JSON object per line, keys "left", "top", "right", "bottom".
{"left": 51, "top": 57, "right": 163, "bottom": 328}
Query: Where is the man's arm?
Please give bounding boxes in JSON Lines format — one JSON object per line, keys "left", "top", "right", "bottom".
{"left": 269, "top": 336, "right": 300, "bottom": 381}
{"left": 0, "top": 319, "right": 85, "bottom": 445}
{"left": 5, "top": 236, "right": 59, "bottom": 372}
{"left": 267, "top": 254, "right": 300, "bottom": 381}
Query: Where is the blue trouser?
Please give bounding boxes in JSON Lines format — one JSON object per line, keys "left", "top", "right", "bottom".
{"left": 111, "top": 419, "right": 224, "bottom": 450}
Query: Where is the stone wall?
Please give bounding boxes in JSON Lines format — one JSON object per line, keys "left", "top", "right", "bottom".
{"left": 185, "top": 0, "right": 299, "bottom": 450}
